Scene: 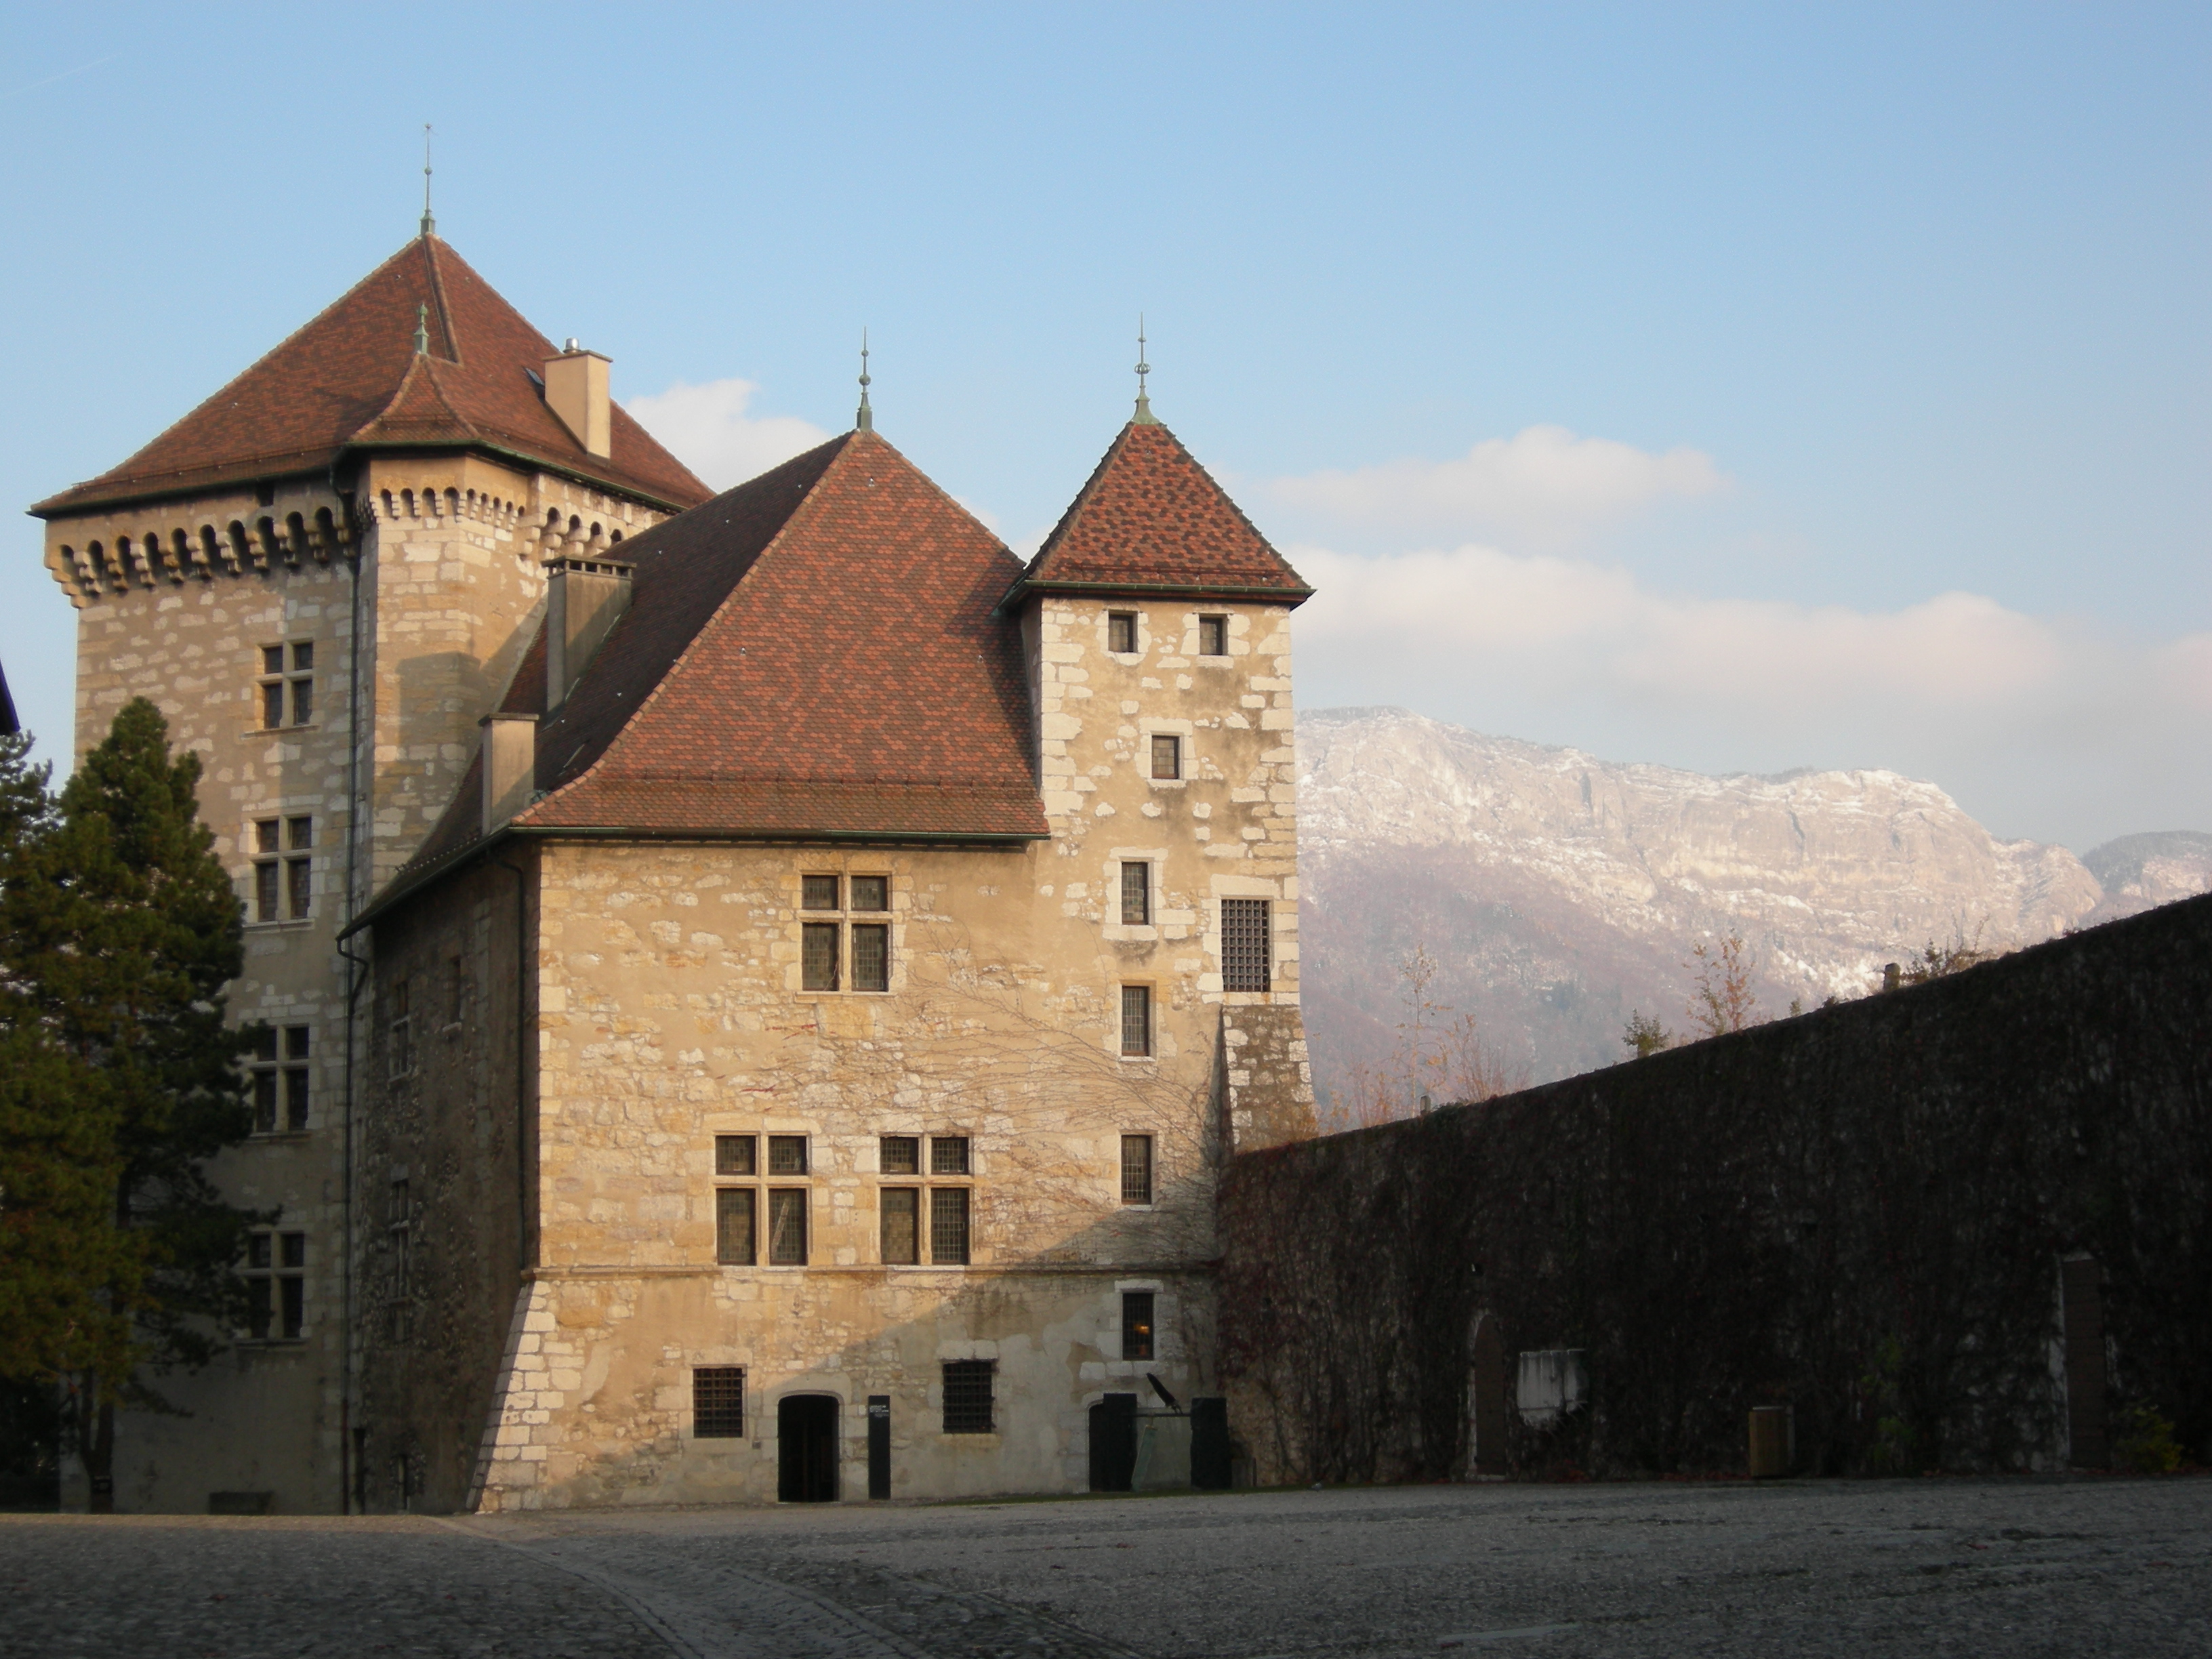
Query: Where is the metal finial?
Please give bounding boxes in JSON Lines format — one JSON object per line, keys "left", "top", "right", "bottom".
{"left": 413, "top": 302, "right": 430, "bottom": 356}
{"left": 421, "top": 123, "right": 435, "bottom": 237}
{"left": 855, "top": 329, "right": 874, "bottom": 432}
{"left": 1133, "top": 314, "right": 1158, "bottom": 424}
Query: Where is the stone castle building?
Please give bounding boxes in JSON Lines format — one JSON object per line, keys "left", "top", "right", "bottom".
{"left": 31, "top": 222, "right": 1316, "bottom": 1513}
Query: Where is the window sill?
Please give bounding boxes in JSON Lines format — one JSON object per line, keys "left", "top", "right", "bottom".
{"left": 251, "top": 724, "right": 321, "bottom": 737}
{"left": 1145, "top": 777, "right": 1188, "bottom": 790}
{"left": 247, "top": 1130, "right": 313, "bottom": 1144}
{"left": 245, "top": 919, "right": 316, "bottom": 933}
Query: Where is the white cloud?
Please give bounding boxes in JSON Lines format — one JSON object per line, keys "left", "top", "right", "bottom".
{"left": 623, "top": 378, "right": 830, "bottom": 492}
{"left": 1271, "top": 425, "right": 1727, "bottom": 544}
{"left": 1290, "top": 539, "right": 2212, "bottom": 847}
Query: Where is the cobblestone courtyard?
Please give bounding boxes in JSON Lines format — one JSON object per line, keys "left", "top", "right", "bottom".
{"left": 3, "top": 1477, "right": 2205, "bottom": 1658}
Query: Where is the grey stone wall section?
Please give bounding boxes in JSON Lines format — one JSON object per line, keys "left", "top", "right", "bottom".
{"left": 1219, "top": 891, "right": 2212, "bottom": 1484}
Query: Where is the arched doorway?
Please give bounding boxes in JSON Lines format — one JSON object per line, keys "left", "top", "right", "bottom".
{"left": 778, "top": 1395, "right": 840, "bottom": 1502}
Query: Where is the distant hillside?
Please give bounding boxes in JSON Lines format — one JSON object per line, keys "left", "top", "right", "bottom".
{"left": 1295, "top": 708, "right": 2207, "bottom": 1116}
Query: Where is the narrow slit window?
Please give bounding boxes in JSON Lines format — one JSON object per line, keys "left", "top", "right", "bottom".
{"left": 1120, "top": 861, "right": 1150, "bottom": 926}
{"left": 693, "top": 1367, "right": 745, "bottom": 1438}
{"left": 1199, "top": 615, "right": 1229, "bottom": 657}
{"left": 1123, "top": 1291, "right": 1156, "bottom": 1361}
{"left": 715, "top": 1188, "right": 757, "bottom": 1265}
{"left": 1107, "top": 612, "right": 1138, "bottom": 654}
{"left": 1221, "top": 899, "right": 1271, "bottom": 993}
{"left": 768, "top": 1189, "right": 808, "bottom": 1265}
{"left": 1120, "top": 985, "right": 1152, "bottom": 1057}
{"left": 930, "top": 1187, "right": 970, "bottom": 1265}
{"left": 1120, "top": 1134, "right": 1153, "bottom": 1206}
{"left": 881, "top": 1188, "right": 919, "bottom": 1265}
{"left": 1150, "top": 734, "right": 1181, "bottom": 780}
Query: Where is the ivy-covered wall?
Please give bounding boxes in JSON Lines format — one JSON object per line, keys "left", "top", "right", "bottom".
{"left": 1220, "top": 893, "right": 2212, "bottom": 1481}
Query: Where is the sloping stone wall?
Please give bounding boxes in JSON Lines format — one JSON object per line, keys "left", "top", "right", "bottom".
{"left": 1220, "top": 893, "right": 2212, "bottom": 1482}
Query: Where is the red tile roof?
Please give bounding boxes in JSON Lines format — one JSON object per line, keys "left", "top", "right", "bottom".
{"left": 31, "top": 235, "right": 711, "bottom": 517}
{"left": 371, "top": 430, "right": 1046, "bottom": 910}
{"left": 1010, "top": 419, "right": 1311, "bottom": 605}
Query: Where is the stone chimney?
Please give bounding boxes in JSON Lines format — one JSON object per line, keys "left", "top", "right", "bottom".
{"left": 481, "top": 712, "right": 538, "bottom": 834}
{"left": 546, "top": 555, "right": 634, "bottom": 708}
{"left": 543, "top": 340, "right": 611, "bottom": 458}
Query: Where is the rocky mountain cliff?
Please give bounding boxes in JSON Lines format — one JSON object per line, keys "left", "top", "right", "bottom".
{"left": 1295, "top": 707, "right": 2208, "bottom": 1114}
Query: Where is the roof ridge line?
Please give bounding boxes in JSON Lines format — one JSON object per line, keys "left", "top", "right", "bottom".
{"left": 421, "top": 235, "right": 462, "bottom": 363}
{"left": 516, "top": 432, "right": 859, "bottom": 825}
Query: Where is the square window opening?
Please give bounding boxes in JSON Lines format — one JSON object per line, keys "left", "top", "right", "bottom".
{"left": 715, "top": 1134, "right": 758, "bottom": 1176}
{"left": 1199, "top": 615, "right": 1228, "bottom": 656}
{"left": 941, "top": 1359, "right": 995, "bottom": 1434}
{"left": 767, "top": 1135, "right": 809, "bottom": 1176}
{"left": 693, "top": 1367, "right": 745, "bottom": 1438}
{"left": 880, "top": 1135, "right": 920, "bottom": 1175}
{"left": 851, "top": 875, "right": 888, "bottom": 912}
{"left": 1150, "top": 734, "right": 1181, "bottom": 780}
{"left": 1107, "top": 612, "right": 1138, "bottom": 654}
{"left": 802, "top": 874, "right": 841, "bottom": 911}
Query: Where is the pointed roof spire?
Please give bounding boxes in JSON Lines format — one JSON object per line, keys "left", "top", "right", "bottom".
{"left": 1132, "top": 315, "right": 1158, "bottom": 425}
{"left": 855, "top": 329, "right": 874, "bottom": 431}
{"left": 411, "top": 302, "right": 430, "bottom": 355}
{"left": 421, "top": 123, "right": 436, "bottom": 237}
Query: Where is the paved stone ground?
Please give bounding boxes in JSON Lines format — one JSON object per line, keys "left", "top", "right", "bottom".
{"left": 2, "top": 1477, "right": 2206, "bottom": 1658}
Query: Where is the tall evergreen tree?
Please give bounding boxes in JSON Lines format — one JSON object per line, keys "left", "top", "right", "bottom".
{"left": 0, "top": 701, "right": 259, "bottom": 1508}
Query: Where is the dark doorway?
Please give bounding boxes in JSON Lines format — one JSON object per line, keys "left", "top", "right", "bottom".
{"left": 1088, "top": 1393, "right": 1138, "bottom": 1492}
{"left": 866, "top": 1395, "right": 891, "bottom": 1499}
{"left": 778, "top": 1395, "right": 840, "bottom": 1502}
{"left": 1469, "top": 1313, "right": 1508, "bottom": 1477}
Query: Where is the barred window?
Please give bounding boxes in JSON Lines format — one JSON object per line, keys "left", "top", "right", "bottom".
{"left": 769, "top": 1189, "right": 808, "bottom": 1265}
{"left": 768, "top": 1135, "right": 808, "bottom": 1176}
{"left": 1123, "top": 1291, "right": 1155, "bottom": 1361}
{"left": 930, "top": 1136, "right": 970, "bottom": 1176}
{"left": 716, "top": 1188, "right": 756, "bottom": 1265}
{"left": 942, "top": 1359, "right": 995, "bottom": 1433}
{"left": 1198, "top": 614, "right": 1228, "bottom": 657}
{"left": 693, "top": 1367, "right": 745, "bottom": 1438}
{"left": 880, "top": 1135, "right": 920, "bottom": 1175}
{"left": 1107, "top": 611, "right": 1137, "bottom": 654}
{"left": 1120, "top": 985, "right": 1152, "bottom": 1057}
{"left": 802, "top": 922, "right": 840, "bottom": 991}
{"left": 716, "top": 1134, "right": 757, "bottom": 1176}
{"left": 1222, "top": 899, "right": 1271, "bottom": 993}
{"left": 1120, "top": 861, "right": 1150, "bottom": 926}
{"left": 881, "top": 1188, "right": 919, "bottom": 1264}
{"left": 930, "top": 1187, "right": 970, "bottom": 1265}
{"left": 1150, "top": 734, "right": 1181, "bottom": 780}
{"left": 1121, "top": 1134, "right": 1153, "bottom": 1206}
{"left": 853, "top": 923, "right": 890, "bottom": 992}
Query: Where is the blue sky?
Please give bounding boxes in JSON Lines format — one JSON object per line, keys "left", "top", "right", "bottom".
{"left": 2, "top": 3, "right": 2205, "bottom": 848}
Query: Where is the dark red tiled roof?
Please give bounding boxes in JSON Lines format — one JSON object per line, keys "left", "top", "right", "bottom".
{"left": 31, "top": 235, "right": 711, "bottom": 517}
{"left": 1011, "top": 419, "right": 1310, "bottom": 605}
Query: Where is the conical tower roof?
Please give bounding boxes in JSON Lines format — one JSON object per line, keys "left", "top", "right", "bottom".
{"left": 1008, "top": 419, "right": 1310, "bottom": 607}
{"left": 32, "top": 235, "right": 711, "bottom": 517}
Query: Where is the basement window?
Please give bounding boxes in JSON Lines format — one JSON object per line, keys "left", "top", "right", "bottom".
{"left": 941, "top": 1360, "right": 996, "bottom": 1434}
{"left": 693, "top": 1367, "right": 745, "bottom": 1438}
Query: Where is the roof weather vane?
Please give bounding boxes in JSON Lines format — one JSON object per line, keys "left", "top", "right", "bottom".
{"left": 421, "top": 123, "right": 435, "bottom": 237}
{"left": 1133, "top": 315, "right": 1157, "bottom": 424}
{"left": 855, "top": 329, "right": 874, "bottom": 432}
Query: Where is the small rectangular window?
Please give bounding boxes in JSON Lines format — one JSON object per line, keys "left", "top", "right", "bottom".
{"left": 768, "top": 1189, "right": 808, "bottom": 1265}
{"left": 715, "top": 1134, "right": 757, "bottom": 1176}
{"left": 881, "top": 1188, "right": 919, "bottom": 1265}
{"left": 1123, "top": 1291, "right": 1156, "bottom": 1361}
{"left": 1199, "top": 615, "right": 1228, "bottom": 657}
{"left": 261, "top": 645, "right": 285, "bottom": 677}
{"left": 243, "top": 1229, "right": 306, "bottom": 1340}
{"left": 693, "top": 1367, "right": 745, "bottom": 1438}
{"left": 287, "top": 816, "right": 313, "bottom": 851}
{"left": 930, "top": 1136, "right": 970, "bottom": 1176}
{"left": 255, "top": 819, "right": 279, "bottom": 855}
{"left": 767, "top": 1135, "right": 809, "bottom": 1175}
{"left": 942, "top": 1359, "right": 995, "bottom": 1433}
{"left": 1121, "top": 1134, "right": 1153, "bottom": 1206}
{"left": 1107, "top": 612, "right": 1138, "bottom": 654}
{"left": 850, "top": 875, "right": 888, "bottom": 912}
{"left": 1222, "top": 898, "right": 1271, "bottom": 993}
{"left": 930, "top": 1187, "right": 971, "bottom": 1265}
{"left": 291, "top": 678, "right": 314, "bottom": 726}
{"left": 802, "top": 874, "right": 841, "bottom": 911}
{"left": 255, "top": 861, "right": 280, "bottom": 922}
{"left": 388, "top": 981, "right": 412, "bottom": 1079}
{"left": 802, "top": 922, "right": 840, "bottom": 991}
{"left": 852, "top": 923, "right": 889, "bottom": 992}
{"left": 291, "top": 642, "right": 314, "bottom": 674}
{"left": 880, "top": 1135, "right": 920, "bottom": 1175}
{"left": 1120, "top": 985, "right": 1152, "bottom": 1057}
{"left": 1150, "top": 734, "right": 1181, "bottom": 780}
{"left": 261, "top": 682, "right": 285, "bottom": 730}
{"left": 715, "top": 1187, "right": 756, "bottom": 1265}
{"left": 1120, "top": 861, "right": 1150, "bottom": 926}
{"left": 286, "top": 857, "right": 311, "bottom": 920}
